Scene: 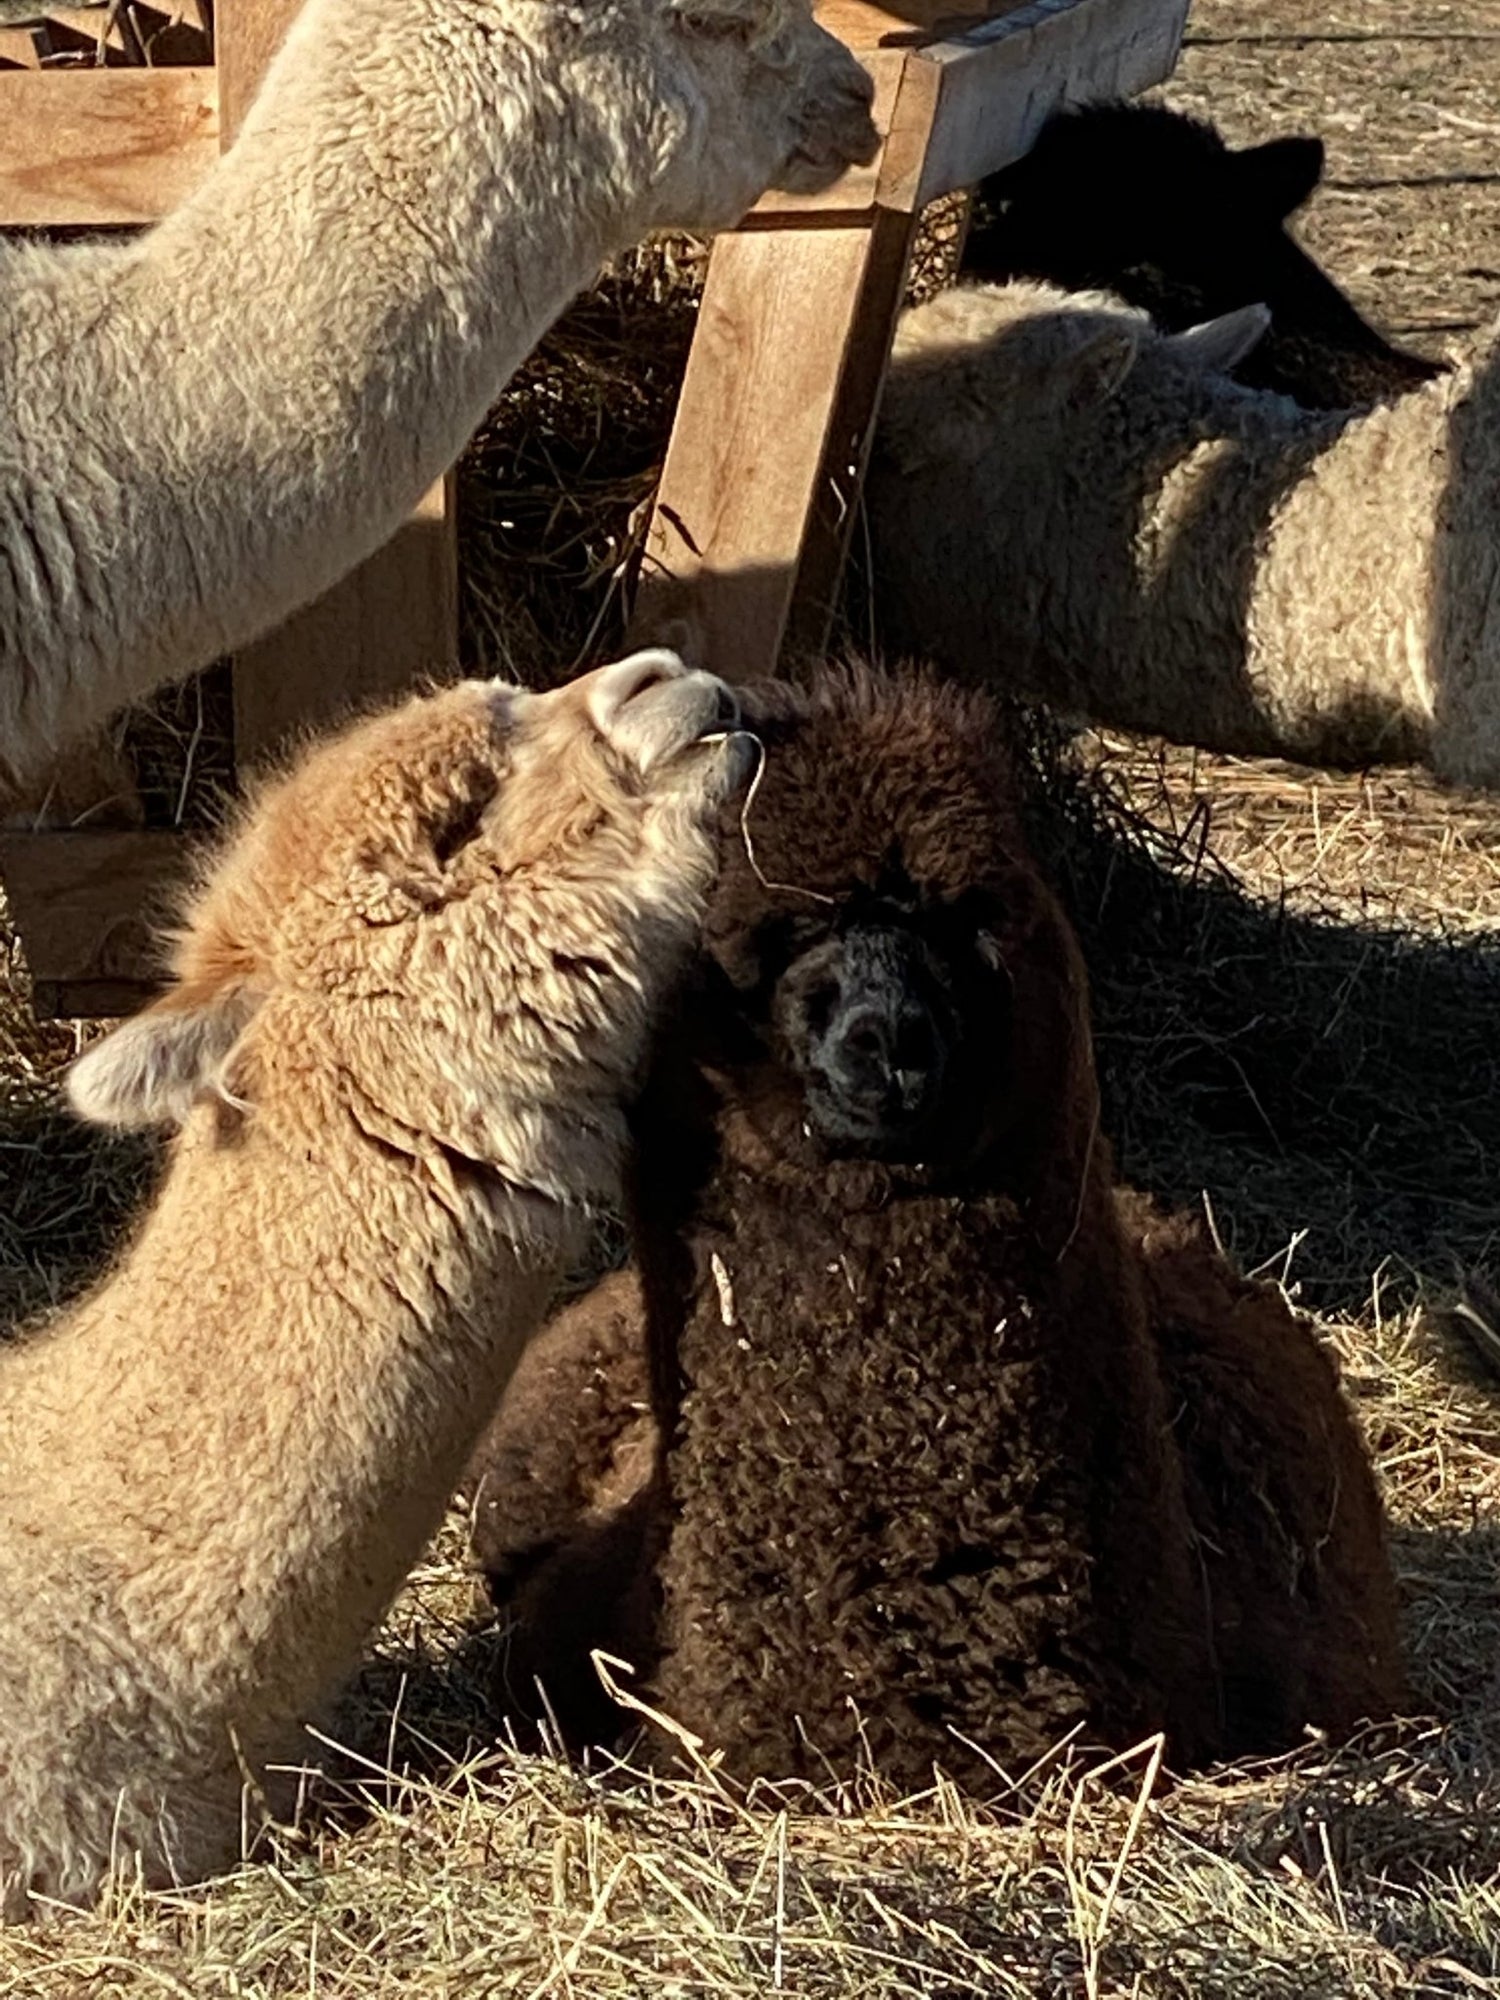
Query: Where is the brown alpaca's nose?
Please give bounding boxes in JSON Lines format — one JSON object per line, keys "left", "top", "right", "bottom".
{"left": 782, "top": 926, "right": 956, "bottom": 1156}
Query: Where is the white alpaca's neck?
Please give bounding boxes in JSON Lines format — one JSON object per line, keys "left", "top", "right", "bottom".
{"left": 0, "top": 0, "right": 658, "bottom": 779}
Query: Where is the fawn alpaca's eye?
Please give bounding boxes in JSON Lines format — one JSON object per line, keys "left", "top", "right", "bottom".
{"left": 427, "top": 765, "right": 499, "bottom": 867}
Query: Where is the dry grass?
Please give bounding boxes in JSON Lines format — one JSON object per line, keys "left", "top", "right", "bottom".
{"left": 3, "top": 0, "right": 1500, "bottom": 1989}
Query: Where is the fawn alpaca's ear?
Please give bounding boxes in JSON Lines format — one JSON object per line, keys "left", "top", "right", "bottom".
{"left": 67, "top": 983, "right": 262, "bottom": 1130}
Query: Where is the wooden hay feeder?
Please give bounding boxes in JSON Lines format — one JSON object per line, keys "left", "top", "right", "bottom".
{"left": 0, "top": 0, "right": 1189, "bottom": 1018}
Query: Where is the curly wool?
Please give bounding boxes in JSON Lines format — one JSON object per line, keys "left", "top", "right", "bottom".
{"left": 869, "top": 280, "right": 1500, "bottom": 786}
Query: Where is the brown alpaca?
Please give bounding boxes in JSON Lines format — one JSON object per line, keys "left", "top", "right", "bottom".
{"left": 469, "top": 665, "right": 1403, "bottom": 1787}
{"left": 0, "top": 650, "right": 750, "bottom": 1916}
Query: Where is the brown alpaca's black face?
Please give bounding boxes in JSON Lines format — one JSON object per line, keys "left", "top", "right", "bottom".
{"left": 770, "top": 901, "right": 1011, "bottom": 1164}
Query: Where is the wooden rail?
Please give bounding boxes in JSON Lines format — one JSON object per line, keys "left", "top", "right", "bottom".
{"left": 0, "top": 67, "right": 215, "bottom": 225}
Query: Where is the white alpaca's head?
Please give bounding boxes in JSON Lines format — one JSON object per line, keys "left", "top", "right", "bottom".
{"left": 638, "top": 0, "right": 877, "bottom": 227}
{"left": 68, "top": 654, "right": 753, "bottom": 1163}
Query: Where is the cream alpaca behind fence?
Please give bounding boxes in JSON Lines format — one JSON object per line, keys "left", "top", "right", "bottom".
{"left": 0, "top": 0, "right": 874, "bottom": 790}
{"left": 869, "top": 280, "right": 1500, "bottom": 786}
{"left": 0, "top": 649, "right": 751, "bottom": 1916}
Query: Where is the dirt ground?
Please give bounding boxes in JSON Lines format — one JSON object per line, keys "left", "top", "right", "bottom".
{"left": 3, "top": 1, "right": 1500, "bottom": 1992}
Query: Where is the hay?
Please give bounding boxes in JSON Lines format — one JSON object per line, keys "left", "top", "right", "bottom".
{"left": 3, "top": 0, "right": 1500, "bottom": 1988}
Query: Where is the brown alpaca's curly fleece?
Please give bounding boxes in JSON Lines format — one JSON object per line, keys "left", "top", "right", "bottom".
{"left": 470, "top": 663, "right": 1404, "bottom": 1790}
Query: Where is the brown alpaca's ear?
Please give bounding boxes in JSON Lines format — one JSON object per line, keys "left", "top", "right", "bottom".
{"left": 67, "top": 983, "right": 261, "bottom": 1130}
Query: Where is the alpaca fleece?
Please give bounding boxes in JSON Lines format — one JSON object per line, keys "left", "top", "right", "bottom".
{"left": 869, "top": 280, "right": 1500, "bottom": 785}
{"left": 0, "top": 650, "right": 748, "bottom": 1915}
{"left": 962, "top": 101, "right": 1444, "bottom": 408}
{"left": 470, "top": 666, "right": 1403, "bottom": 1788}
{"left": 0, "top": 0, "right": 873, "bottom": 792}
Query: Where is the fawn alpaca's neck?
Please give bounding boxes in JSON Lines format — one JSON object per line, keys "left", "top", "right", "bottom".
{"left": 11, "top": 1076, "right": 577, "bottom": 1739}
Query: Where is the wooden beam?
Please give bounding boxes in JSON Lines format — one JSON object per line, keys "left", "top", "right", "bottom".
{"left": 0, "top": 67, "right": 216, "bottom": 225}
{"left": 629, "top": 220, "right": 909, "bottom": 680}
{"left": 214, "top": 0, "right": 297, "bottom": 137}
{"left": 914, "top": 0, "right": 1193, "bottom": 202}
{"left": 0, "top": 27, "right": 45, "bottom": 68}
{"left": 0, "top": 831, "right": 190, "bottom": 1015}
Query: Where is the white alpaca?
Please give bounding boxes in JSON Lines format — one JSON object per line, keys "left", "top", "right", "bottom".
{"left": 868, "top": 280, "right": 1500, "bottom": 786}
{"left": 0, "top": 648, "right": 752, "bottom": 1915}
{"left": 0, "top": 0, "right": 873, "bottom": 788}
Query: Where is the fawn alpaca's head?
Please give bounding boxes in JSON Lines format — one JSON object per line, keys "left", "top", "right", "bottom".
{"left": 70, "top": 654, "right": 752, "bottom": 1186}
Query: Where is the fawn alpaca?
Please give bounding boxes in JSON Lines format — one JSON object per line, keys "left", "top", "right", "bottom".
{"left": 0, "top": 650, "right": 751, "bottom": 1915}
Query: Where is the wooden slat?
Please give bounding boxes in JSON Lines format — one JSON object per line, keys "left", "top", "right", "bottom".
{"left": 629, "top": 225, "right": 890, "bottom": 680}
{"left": 0, "top": 831, "right": 190, "bottom": 1015}
{"left": 914, "top": 0, "right": 1192, "bottom": 202}
{"left": 0, "top": 66, "right": 215, "bottom": 224}
{"left": 0, "top": 26, "right": 45, "bottom": 67}
{"left": 214, "top": 0, "right": 296, "bottom": 136}
{"left": 233, "top": 477, "right": 460, "bottom": 768}
{"left": 629, "top": 32, "right": 947, "bottom": 680}
{"left": 782, "top": 203, "right": 920, "bottom": 661}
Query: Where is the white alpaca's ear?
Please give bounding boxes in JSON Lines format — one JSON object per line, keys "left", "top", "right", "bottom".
{"left": 1163, "top": 303, "right": 1271, "bottom": 374}
{"left": 68, "top": 986, "right": 261, "bottom": 1130}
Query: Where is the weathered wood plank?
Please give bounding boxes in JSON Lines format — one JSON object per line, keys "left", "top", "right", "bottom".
{"left": 628, "top": 224, "right": 892, "bottom": 679}
{"left": 214, "top": 0, "right": 295, "bottom": 136}
{"left": 0, "top": 831, "right": 190, "bottom": 1014}
{"left": 0, "top": 67, "right": 215, "bottom": 224}
{"left": 0, "top": 26, "right": 45, "bottom": 68}
{"left": 915, "top": 0, "right": 1191, "bottom": 202}
{"left": 782, "top": 203, "right": 919, "bottom": 661}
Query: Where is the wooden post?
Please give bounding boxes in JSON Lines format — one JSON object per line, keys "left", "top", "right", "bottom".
{"left": 215, "top": 0, "right": 297, "bottom": 136}
{"left": 629, "top": 0, "right": 1190, "bottom": 682}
